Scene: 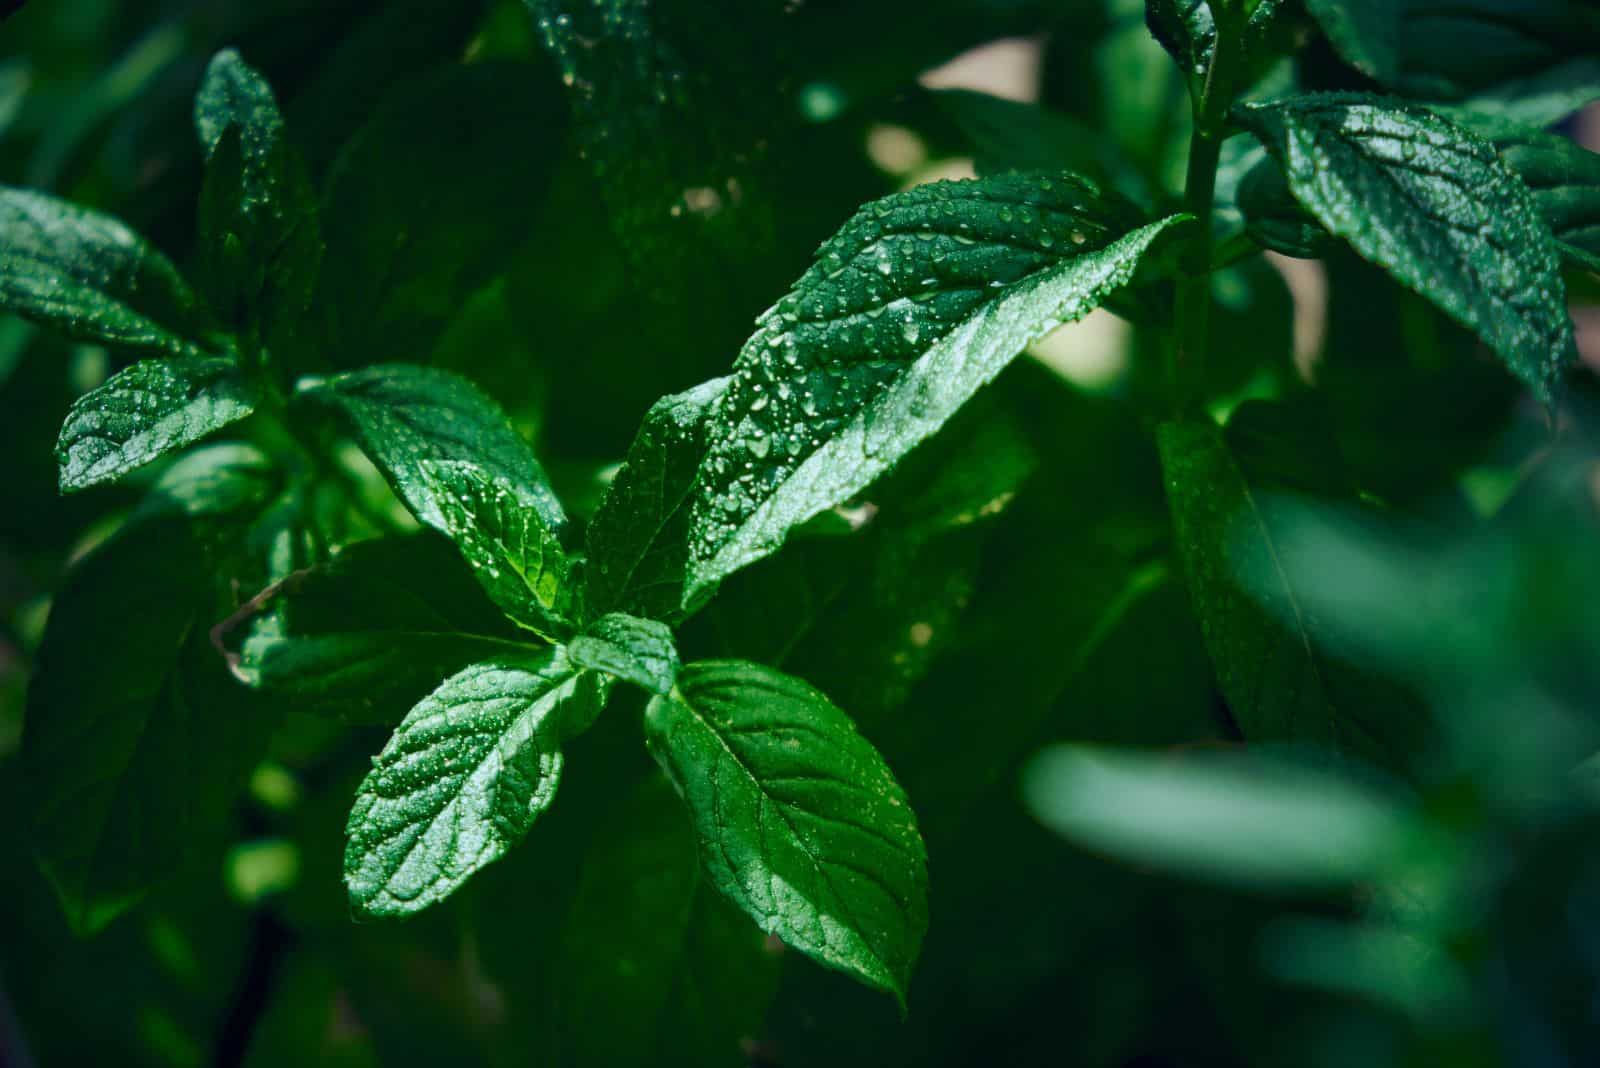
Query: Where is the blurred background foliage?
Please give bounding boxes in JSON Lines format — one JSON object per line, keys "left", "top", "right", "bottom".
{"left": 2, "top": 1, "right": 1599, "bottom": 1065}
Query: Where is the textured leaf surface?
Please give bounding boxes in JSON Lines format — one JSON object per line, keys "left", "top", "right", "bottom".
{"left": 1158, "top": 404, "right": 1423, "bottom": 762}
{"left": 585, "top": 376, "right": 727, "bottom": 623}
{"left": 240, "top": 534, "right": 532, "bottom": 724}
{"left": 568, "top": 613, "right": 680, "bottom": 696}
{"left": 193, "top": 49, "right": 321, "bottom": 350}
{"left": 1145, "top": 0, "right": 1288, "bottom": 81}
{"left": 0, "top": 186, "right": 210, "bottom": 356}
{"left": 557, "top": 774, "right": 779, "bottom": 1066}
{"left": 419, "top": 460, "right": 574, "bottom": 640}
{"left": 1238, "top": 94, "right": 1576, "bottom": 400}
{"left": 345, "top": 651, "right": 605, "bottom": 916}
{"left": 1462, "top": 115, "right": 1600, "bottom": 272}
{"left": 55, "top": 357, "right": 254, "bottom": 492}
{"left": 297, "top": 364, "right": 564, "bottom": 533}
{"left": 25, "top": 516, "right": 275, "bottom": 934}
{"left": 687, "top": 178, "right": 1186, "bottom": 599}
{"left": 644, "top": 660, "right": 928, "bottom": 1004}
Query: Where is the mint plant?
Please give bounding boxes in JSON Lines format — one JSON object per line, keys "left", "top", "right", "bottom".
{"left": 3, "top": 0, "right": 1599, "bottom": 1064}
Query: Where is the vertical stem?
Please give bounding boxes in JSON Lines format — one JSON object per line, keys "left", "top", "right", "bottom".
{"left": 1170, "top": 22, "right": 1240, "bottom": 411}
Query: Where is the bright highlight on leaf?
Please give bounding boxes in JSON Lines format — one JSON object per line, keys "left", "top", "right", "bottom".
{"left": 344, "top": 651, "right": 606, "bottom": 917}
{"left": 687, "top": 172, "right": 1190, "bottom": 600}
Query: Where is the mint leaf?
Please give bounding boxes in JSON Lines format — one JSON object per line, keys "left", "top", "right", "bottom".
{"left": 418, "top": 459, "right": 575, "bottom": 640}
{"left": 557, "top": 773, "right": 779, "bottom": 1064}
{"left": 344, "top": 651, "right": 607, "bottom": 916}
{"left": 568, "top": 613, "right": 680, "bottom": 696}
{"left": 25, "top": 515, "right": 276, "bottom": 934}
{"left": 1158, "top": 403, "right": 1423, "bottom": 762}
{"left": 1302, "top": 0, "right": 1400, "bottom": 82}
{"left": 239, "top": 534, "right": 533, "bottom": 724}
{"left": 1457, "top": 114, "right": 1600, "bottom": 273}
{"left": 320, "top": 62, "right": 561, "bottom": 365}
{"left": 687, "top": 177, "right": 1188, "bottom": 600}
{"left": 1238, "top": 94, "right": 1577, "bottom": 401}
{"left": 193, "top": 50, "right": 321, "bottom": 358}
{"left": 1236, "top": 157, "right": 1334, "bottom": 259}
{"left": 55, "top": 356, "right": 254, "bottom": 492}
{"left": 296, "top": 364, "right": 564, "bottom": 534}
{"left": 0, "top": 186, "right": 212, "bottom": 356}
{"left": 585, "top": 376, "right": 728, "bottom": 624}
{"left": 1145, "top": 0, "right": 1217, "bottom": 79}
{"left": 644, "top": 660, "right": 929, "bottom": 1005}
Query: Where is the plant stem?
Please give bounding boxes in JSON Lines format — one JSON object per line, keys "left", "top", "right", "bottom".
{"left": 1171, "top": 22, "right": 1241, "bottom": 410}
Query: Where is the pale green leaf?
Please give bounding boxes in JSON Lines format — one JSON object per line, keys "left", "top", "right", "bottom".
{"left": 55, "top": 357, "right": 254, "bottom": 492}
{"left": 644, "top": 660, "right": 928, "bottom": 1005}
{"left": 344, "top": 651, "right": 606, "bottom": 916}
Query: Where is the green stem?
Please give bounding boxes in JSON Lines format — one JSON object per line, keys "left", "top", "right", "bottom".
{"left": 1170, "top": 20, "right": 1242, "bottom": 411}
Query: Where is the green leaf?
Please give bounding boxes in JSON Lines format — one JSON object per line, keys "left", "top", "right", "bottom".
{"left": 644, "top": 660, "right": 929, "bottom": 1005}
{"left": 296, "top": 364, "right": 564, "bottom": 534}
{"left": 1158, "top": 402, "right": 1424, "bottom": 761}
{"left": 193, "top": 49, "right": 321, "bottom": 353}
{"left": 319, "top": 62, "right": 562, "bottom": 365}
{"left": 344, "top": 650, "right": 607, "bottom": 916}
{"left": 1023, "top": 746, "right": 1418, "bottom": 888}
{"left": 1302, "top": 0, "right": 1400, "bottom": 82}
{"left": 557, "top": 773, "right": 779, "bottom": 1066}
{"left": 0, "top": 186, "right": 212, "bottom": 356}
{"left": 135, "top": 442, "right": 279, "bottom": 522}
{"left": 686, "top": 176, "right": 1188, "bottom": 600}
{"left": 1237, "top": 94, "right": 1577, "bottom": 401}
{"left": 1453, "top": 114, "right": 1600, "bottom": 273}
{"left": 1145, "top": 0, "right": 1217, "bottom": 80}
{"left": 1236, "top": 156, "right": 1334, "bottom": 259}
{"left": 568, "top": 613, "right": 680, "bottom": 696}
{"left": 25, "top": 515, "right": 276, "bottom": 934}
{"left": 1456, "top": 57, "right": 1600, "bottom": 127}
{"left": 1145, "top": 0, "right": 1290, "bottom": 83}
{"left": 585, "top": 376, "right": 728, "bottom": 624}
{"left": 417, "top": 460, "right": 575, "bottom": 641}
{"left": 239, "top": 534, "right": 533, "bottom": 724}
{"left": 55, "top": 357, "right": 255, "bottom": 492}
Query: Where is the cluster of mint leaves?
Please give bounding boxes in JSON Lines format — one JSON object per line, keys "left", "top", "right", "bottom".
{"left": 6, "top": 0, "right": 1596, "bottom": 1010}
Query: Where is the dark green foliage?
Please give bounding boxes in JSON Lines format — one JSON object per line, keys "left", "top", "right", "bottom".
{"left": 1, "top": 2, "right": 1597, "bottom": 1065}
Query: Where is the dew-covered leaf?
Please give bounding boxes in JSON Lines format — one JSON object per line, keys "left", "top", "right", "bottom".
{"left": 644, "top": 660, "right": 929, "bottom": 1005}
{"left": 193, "top": 49, "right": 321, "bottom": 357}
{"left": 585, "top": 377, "right": 727, "bottom": 624}
{"left": 55, "top": 357, "right": 254, "bottom": 492}
{"left": 1453, "top": 114, "right": 1600, "bottom": 273}
{"left": 1145, "top": 0, "right": 1290, "bottom": 84}
{"left": 1238, "top": 94, "right": 1576, "bottom": 401}
{"left": 686, "top": 175, "right": 1187, "bottom": 600}
{"left": 1159, "top": 401, "right": 1425, "bottom": 762}
{"left": 296, "top": 364, "right": 564, "bottom": 534}
{"left": 344, "top": 650, "right": 607, "bottom": 916}
{"left": 568, "top": 613, "right": 680, "bottom": 696}
{"left": 239, "top": 534, "right": 535, "bottom": 725}
{"left": 418, "top": 460, "right": 575, "bottom": 641}
{"left": 0, "top": 186, "right": 212, "bottom": 357}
